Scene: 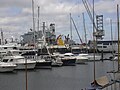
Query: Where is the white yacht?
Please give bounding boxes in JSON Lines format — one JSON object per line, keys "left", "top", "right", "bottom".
{"left": 60, "top": 53, "right": 76, "bottom": 66}
{"left": 76, "top": 54, "right": 88, "bottom": 64}
{"left": 0, "top": 61, "right": 17, "bottom": 72}
{"left": 2, "top": 55, "right": 36, "bottom": 69}
{"left": 76, "top": 53, "right": 101, "bottom": 61}
{"left": 0, "top": 43, "right": 20, "bottom": 57}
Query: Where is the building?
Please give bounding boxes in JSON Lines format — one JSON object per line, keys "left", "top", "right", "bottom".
{"left": 21, "top": 31, "right": 42, "bottom": 45}
{"left": 88, "top": 40, "right": 118, "bottom": 52}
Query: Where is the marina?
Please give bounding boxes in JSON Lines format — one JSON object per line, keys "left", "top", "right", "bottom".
{"left": 0, "top": 0, "right": 120, "bottom": 90}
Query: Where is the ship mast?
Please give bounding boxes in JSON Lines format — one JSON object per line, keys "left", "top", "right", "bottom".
{"left": 32, "top": 0, "right": 36, "bottom": 48}
{"left": 82, "top": 13, "right": 88, "bottom": 52}
{"left": 1, "top": 29, "right": 4, "bottom": 45}
{"left": 70, "top": 13, "right": 72, "bottom": 40}
{"left": 117, "top": 4, "right": 120, "bottom": 71}
{"left": 92, "top": 0, "right": 96, "bottom": 83}
{"left": 37, "top": 6, "right": 40, "bottom": 31}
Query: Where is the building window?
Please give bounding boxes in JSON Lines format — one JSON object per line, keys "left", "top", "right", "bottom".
{"left": 97, "top": 46, "right": 102, "bottom": 48}
{"left": 4, "top": 47, "right": 7, "bottom": 49}
{"left": 103, "top": 42, "right": 109, "bottom": 45}
{"left": 103, "top": 46, "right": 107, "bottom": 48}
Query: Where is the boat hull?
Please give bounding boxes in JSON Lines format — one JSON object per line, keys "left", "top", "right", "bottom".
{"left": 0, "top": 66, "right": 16, "bottom": 72}
{"left": 61, "top": 58, "right": 76, "bottom": 66}
{"left": 51, "top": 61, "right": 63, "bottom": 67}
{"left": 15, "top": 63, "right": 36, "bottom": 70}
{"left": 88, "top": 56, "right": 101, "bottom": 61}
{"left": 76, "top": 58, "right": 88, "bottom": 64}
{"left": 35, "top": 61, "right": 52, "bottom": 69}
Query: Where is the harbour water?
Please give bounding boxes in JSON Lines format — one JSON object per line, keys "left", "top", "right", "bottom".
{"left": 0, "top": 58, "right": 118, "bottom": 90}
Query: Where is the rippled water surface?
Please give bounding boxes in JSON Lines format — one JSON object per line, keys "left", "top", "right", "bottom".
{"left": 0, "top": 59, "right": 118, "bottom": 90}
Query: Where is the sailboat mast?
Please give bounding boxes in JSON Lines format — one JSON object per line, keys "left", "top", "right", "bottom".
{"left": 70, "top": 13, "right": 72, "bottom": 40}
{"left": 37, "top": 6, "right": 40, "bottom": 31}
{"left": 110, "top": 19, "right": 115, "bottom": 71}
{"left": 1, "top": 29, "right": 4, "bottom": 45}
{"left": 110, "top": 19, "right": 114, "bottom": 55}
{"left": 82, "top": 13, "right": 87, "bottom": 48}
{"left": 117, "top": 4, "right": 120, "bottom": 71}
{"left": 43, "top": 22, "right": 46, "bottom": 45}
{"left": 70, "top": 13, "right": 73, "bottom": 53}
{"left": 32, "top": 0, "right": 36, "bottom": 48}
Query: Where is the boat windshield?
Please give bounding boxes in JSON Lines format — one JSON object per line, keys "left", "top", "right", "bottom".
{"left": 3, "top": 59, "right": 9, "bottom": 62}
{"left": 64, "top": 55, "right": 74, "bottom": 57}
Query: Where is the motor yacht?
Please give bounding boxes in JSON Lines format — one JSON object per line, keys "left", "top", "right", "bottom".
{"left": 0, "top": 61, "right": 17, "bottom": 72}
{"left": 2, "top": 55, "right": 36, "bottom": 69}
{"left": 60, "top": 53, "right": 76, "bottom": 66}
{"left": 75, "top": 54, "right": 88, "bottom": 64}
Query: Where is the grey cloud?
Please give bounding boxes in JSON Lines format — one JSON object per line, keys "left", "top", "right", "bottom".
{"left": 0, "top": 0, "right": 117, "bottom": 42}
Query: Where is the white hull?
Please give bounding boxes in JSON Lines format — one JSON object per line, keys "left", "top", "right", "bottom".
{"left": 2, "top": 55, "right": 36, "bottom": 70}
{"left": 0, "top": 62, "right": 17, "bottom": 72}
{"left": 0, "top": 67, "right": 15, "bottom": 72}
{"left": 88, "top": 55, "right": 101, "bottom": 61}
{"left": 15, "top": 63, "right": 36, "bottom": 69}
{"left": 0, "top": 65, "right": 16, "bottom": 72}
{"left": 75, "top": 54, "right": 88, "bottom": 64}
{"left": 76, "top": 53, "right": 101, "bottom": 61}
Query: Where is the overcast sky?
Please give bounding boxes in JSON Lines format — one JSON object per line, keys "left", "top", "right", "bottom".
{"left": 0, "top": 0, "right": 119, "bottom": 43}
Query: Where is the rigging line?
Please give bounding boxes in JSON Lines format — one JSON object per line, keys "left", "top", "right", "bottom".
{"left": 86, "top": 0, "right": 97, "bottom": 16}
{"left": 71, "top": 16, "right": 83, "bottom": 44}
{"left": 69, "top": 1, "right": 78, "bottom": 12}
{"left": 82, "top": 0, "right": 97, "bottom": 31}
{"left": 82, "top": 0, "right": 93, "bottom": 22}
